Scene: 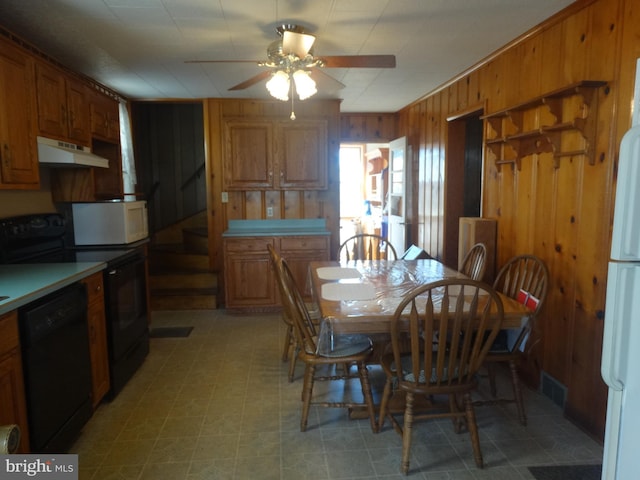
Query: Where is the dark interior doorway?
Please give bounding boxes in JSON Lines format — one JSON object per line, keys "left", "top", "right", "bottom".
{"left": 443, "top": 110, "right": 483, "bottom": 269}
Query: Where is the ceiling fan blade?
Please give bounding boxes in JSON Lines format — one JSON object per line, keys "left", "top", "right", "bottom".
{"left": 320, "top": 55, "right": 396, "bottom": 68}
{"left": 310, "top": 69, "right": 345, "bottom": 91}
{"left": 283, "top": 31, "right": 316, "bottom": 58}
{"left": 185, "top": 60, "right": 260, "bottom": 64}
{"left": 228, "top": 70, "right": 272, "bottom": 91}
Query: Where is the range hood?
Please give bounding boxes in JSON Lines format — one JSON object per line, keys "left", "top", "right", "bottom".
{"left": 37, "top": 136, "right": 109, "bottom": 168}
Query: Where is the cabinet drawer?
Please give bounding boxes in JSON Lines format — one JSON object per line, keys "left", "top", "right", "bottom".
{"left": 0, "top": 311, "right": 19, "bottom": 357}
{"left": 224, "top": 237, "right": 274, "bottom": 253}
{"left": 279, "top": 236, "right": 328, "bottom": 252}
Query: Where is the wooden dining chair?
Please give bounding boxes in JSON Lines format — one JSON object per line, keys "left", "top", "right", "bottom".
{"left": 267, "top": 244, "right": 301, "bottom": 382}
{"left": 476, "top": 254, "right": 549, "bottom": 425}
{"left": 278, "top": 257, "right": 378, "bottom": 433}
{"left": 378, "top": 278, "right": 504, "bottom": 475}
{"left": 338, "top": 233, "right": 397, "bottom": 262}
{"left": 459, "top": 242, "right": 487, "bottom": 281}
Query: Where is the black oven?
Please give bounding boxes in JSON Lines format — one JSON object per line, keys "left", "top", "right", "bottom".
{"left": 102, "top": 247, "right": 149, "bottom": 397}
{"left": 0, "top": 213, "right": 149, "bottom": 401}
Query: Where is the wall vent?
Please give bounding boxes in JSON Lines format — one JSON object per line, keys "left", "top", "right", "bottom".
{"left": 540, "top": 371, "right": 567, "bottom": 408}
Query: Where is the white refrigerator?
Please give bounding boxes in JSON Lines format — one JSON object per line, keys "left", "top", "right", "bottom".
{"left": 601, "top": 60, "right": 640, "bottom": 480}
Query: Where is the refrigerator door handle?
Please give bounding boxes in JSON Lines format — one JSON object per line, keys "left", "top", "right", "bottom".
{"left": 611, "top": 126, "right": 640, "bottom": 261}
{"left": 602, "top": 262, "right": 640, "bottom": 390}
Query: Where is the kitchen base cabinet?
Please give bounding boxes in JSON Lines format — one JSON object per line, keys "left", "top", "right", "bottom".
{"left": 223, "top": 235, "right": 329, "bottom": 311}
{"left": 0, "top": 311, "right": 30, "bottom": 453}
{"left": 82, "top": 272, "right": 110, "bottom": 408}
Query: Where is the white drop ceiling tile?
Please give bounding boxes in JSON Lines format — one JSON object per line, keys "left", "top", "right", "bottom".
{"left": 108, "top": 5, "right": 174, "bottom": 26}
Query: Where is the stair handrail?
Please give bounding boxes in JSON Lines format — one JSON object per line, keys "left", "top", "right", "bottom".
{"left": 181, "top": 162, "right": 206, "bottom": 191}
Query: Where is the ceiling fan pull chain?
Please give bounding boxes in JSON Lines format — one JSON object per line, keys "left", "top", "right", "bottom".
{"left": 290, "top": 79, "right": 296, "bottom": 120}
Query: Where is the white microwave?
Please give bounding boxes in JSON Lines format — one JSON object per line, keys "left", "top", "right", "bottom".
{"left": 72, "top": 200, "right": 149, "bottom": 245}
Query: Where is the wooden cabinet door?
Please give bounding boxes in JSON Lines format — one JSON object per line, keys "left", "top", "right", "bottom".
{"left": 223, "top": 237, "right": 277, "bottom": 309}
{"left": 82, "top": 273, "right": 110, "bottom": 407}
{"left": 65, "top": 77, "right": 91, "bottom": 145}
{"left": 0, "top": 311, "right": 30, "bottom": 453}
{"left": 276, "top": 119, "right": 327, "bottom": 189}
{"left": 35, "top": 62, "right": 90, "bottom": 146}
{"left": 35, "top": 62, "right": 68, "bottom": 139}
{"left": 280, "top": 236, "right": 330, "bottom": 299}
{"left": 0, "top": 40, "right": 39, "bottom": 188}
{"left": 91, "top": 92, "right": 120, "bottom": 142}
{"left": 223, "top": 120, "right": 274, "bottom": 189}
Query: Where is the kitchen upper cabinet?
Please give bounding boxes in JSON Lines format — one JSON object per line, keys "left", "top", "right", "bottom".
{"left": 35, "top": 61, "right": 91, "bottom": 146}
{"left": 0, "top": 39, "right": 39, "bottom": 189}
{"left": 222, "top": 118, "right": 328, "bottom": 190}
{"left": 0, "top": 311, "right": 30, "bottom": 453}
{"left": 90, "top": 91, "right": 120, "bottom": 143}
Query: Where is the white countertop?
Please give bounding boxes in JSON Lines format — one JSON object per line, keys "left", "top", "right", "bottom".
{"left": 0, "top": 262, "right": 106, "bottom": 315}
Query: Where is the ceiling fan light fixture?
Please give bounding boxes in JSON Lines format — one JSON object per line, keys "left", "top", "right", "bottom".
{"left": 266, "top": 70, "right": 290, "bottom": 101}
{"left": 292, "top": 70, "right": 317, "bottom": 100}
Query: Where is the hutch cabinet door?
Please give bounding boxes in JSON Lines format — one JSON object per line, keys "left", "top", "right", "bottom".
{"left": 223, "top": 120, "right": 274, "bottom": 189}
{"left": 276, "top": 119, "right": 327, "bottom": 190}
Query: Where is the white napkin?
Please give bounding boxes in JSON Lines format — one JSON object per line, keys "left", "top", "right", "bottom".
{"left": 321, "top": 282, "right": 376, "bottom": 301}
{"left": 316, "top": 267, "right": 362, "bottom": 280}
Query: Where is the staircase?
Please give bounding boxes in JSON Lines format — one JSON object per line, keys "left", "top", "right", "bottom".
{"left": 148, "top": 214, "right": 218, "bottom": 310}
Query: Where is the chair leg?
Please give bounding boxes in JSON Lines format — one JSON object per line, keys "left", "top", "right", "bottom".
{"left": 357, "top": 361, "right": 378, "bottom": 433}
{"left": 449, "top": 394, "right": 465, "bottom": 433}
{"left": 282, "top": 323, "right": 292, "bottom": 362}
{"left": 287, "top": 344, "right": 299, "bottom": 383}
{"left": 300, "top": 364, "right": 316, "bottom": 432}
{"left": 401, "top": 392, "right": 414, "bottom": 475}
{"left": 378, "top": 377, "right": 393, "bottom": 432}
{"left": 509, "top": 360, "right": 527, "bottom": 425}
{"left": 464, "top": 392, "right": 484, "bottom": 468}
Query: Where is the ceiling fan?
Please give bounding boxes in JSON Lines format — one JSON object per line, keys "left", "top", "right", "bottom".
{"left": 186, "top": 24, "right": 396, "bottom": 95}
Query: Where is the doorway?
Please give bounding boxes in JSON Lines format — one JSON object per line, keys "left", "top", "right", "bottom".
{"left": 339, "top": 143, "right": 387, "bottom": 247}
{"left": 444, "top": 111, "right": 484, "bottom": 268}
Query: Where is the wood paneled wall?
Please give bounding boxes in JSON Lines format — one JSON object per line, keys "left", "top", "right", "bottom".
{"left": 339, "top": 113, "right": 397, "bottom": 142}
{"left": 396, "top": 0, "right": 639, "bottom": 438}
{"left": 204, "top": 98, "right": 341, "bottom": 274}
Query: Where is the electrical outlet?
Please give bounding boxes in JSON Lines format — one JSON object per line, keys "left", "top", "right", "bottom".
{"left": 221, "top": 191, "right": 228, "bottom": 203}
{"left": 267, "top": 207, "right": 274, "bottom": 217}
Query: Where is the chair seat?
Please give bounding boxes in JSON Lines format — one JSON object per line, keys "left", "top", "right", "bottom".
{"left": 317, "top": 333, "right": 372, "bottom": 358}
{"left": 385, "top": 354, "right": 464, "bottom": 384}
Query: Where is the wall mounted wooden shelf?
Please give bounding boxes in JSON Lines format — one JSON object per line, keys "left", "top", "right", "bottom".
{"left": 482, "top": 80, "right": 607, "bottom": 170}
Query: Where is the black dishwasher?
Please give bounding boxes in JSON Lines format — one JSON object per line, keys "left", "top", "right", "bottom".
{"left": 19, "top": 282, "right": 93, "bottom": 453}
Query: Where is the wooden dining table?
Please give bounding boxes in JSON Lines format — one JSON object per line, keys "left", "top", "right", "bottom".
{"left": 309, "top": 259, "right": 532, "bottom": 334}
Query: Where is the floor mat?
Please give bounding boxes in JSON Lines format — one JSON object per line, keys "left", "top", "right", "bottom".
{"left": 149, "top": 326, "right": 194, "bottom": 338}
{"left": 528, "top": 464, "right": 602, "bottom": 480}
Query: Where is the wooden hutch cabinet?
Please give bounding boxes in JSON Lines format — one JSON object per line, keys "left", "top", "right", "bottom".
{"left": 0, "top": 38, "right": 39, "bottom": 189}
{"left": 223, "top": 118, "right": 328, "bottom": 190}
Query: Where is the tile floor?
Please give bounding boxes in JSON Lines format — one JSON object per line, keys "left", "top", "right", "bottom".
{"left": 71, "top": 310, "right": 603, "bottom": 479}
